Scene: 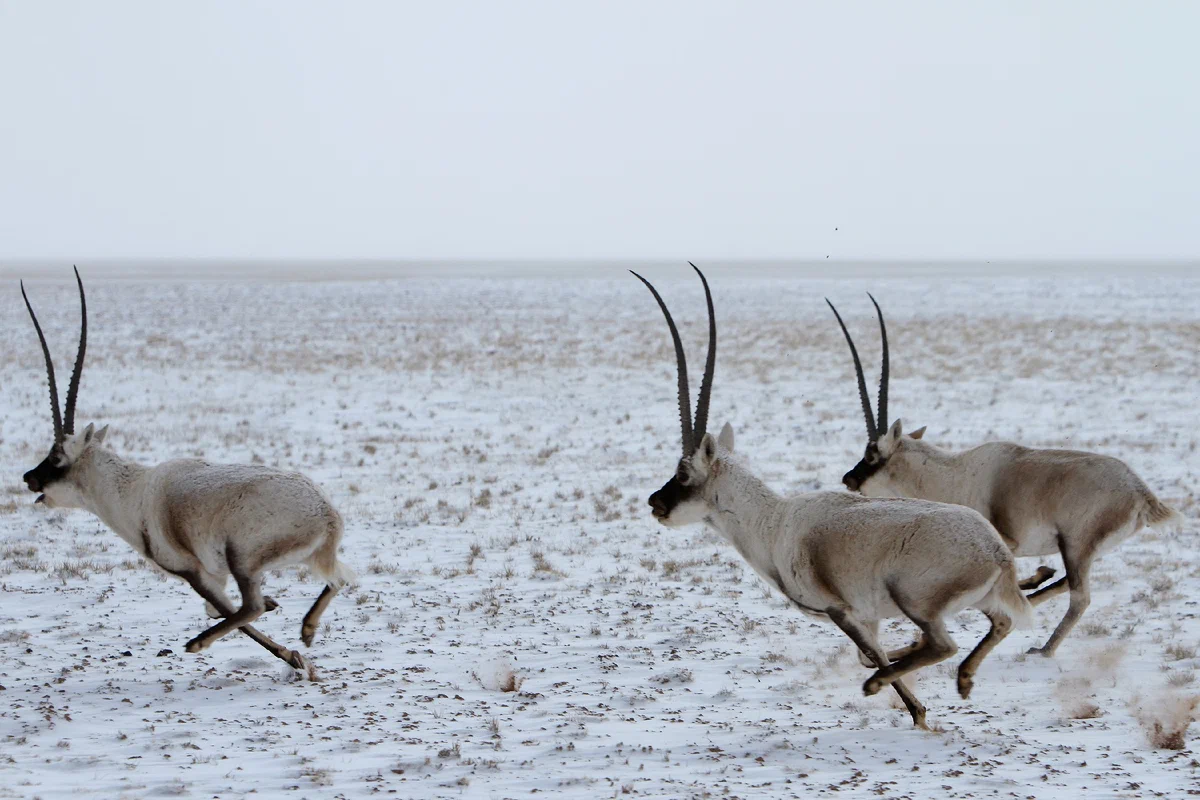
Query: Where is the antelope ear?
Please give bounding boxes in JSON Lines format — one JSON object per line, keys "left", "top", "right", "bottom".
{"left": 697, "top": 432, "right": 718, "bottom": 466}
{"left": 888, "top": 419, "right": 903, "bottom": 441}
{"left": 909, "top": 426, "right": 926, "bottom": 440}
{"left": 718, "top": 422, "right": 735, "bottom": 452}
{"left": 81, "top": 423, "right": 96, "bottom": 443}
{"left": 94, "top": 424, "right": 109, "bottom": 444}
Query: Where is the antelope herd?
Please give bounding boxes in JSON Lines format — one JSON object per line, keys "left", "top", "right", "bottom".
{"left": 14, "top": 267, "right": 1184, "bottom": 728}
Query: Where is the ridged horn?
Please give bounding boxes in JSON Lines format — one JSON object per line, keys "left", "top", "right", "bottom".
{"left": 826, "top": 298, "right": 877, "bottom": 440}
{"left": 632, "top": 270, "right": 694, "bottom": 456}
{"left": 63, "top": 267, "right": 87, "bottom": 434}
{"left": 20, "top": 280, "right": 64, "bottom": 445}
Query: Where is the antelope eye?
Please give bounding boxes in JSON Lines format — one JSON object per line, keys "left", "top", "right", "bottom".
{"left": 676, "top": 466, "right": 689, "bottom": 485}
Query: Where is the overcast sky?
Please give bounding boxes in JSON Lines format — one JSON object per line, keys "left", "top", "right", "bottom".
{"left": 0, "top": 1, "right": 1196, "bottom": 260}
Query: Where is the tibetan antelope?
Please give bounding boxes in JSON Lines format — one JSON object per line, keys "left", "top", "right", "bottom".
{"left": 827, "top": 296, "right": 1182, "bottom": 657}
{"left": 632, "top": 265, "right": 1032, "bottom": 728}
{"left": 19, "top": 270, "right": 355, "bottom": 671}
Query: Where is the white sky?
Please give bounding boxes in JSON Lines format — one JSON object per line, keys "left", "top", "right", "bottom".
{"left": 0, "top": 1, "right": 1197, "bottom": 260}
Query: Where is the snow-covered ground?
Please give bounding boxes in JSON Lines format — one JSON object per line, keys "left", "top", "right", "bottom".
{"left": 0, "top": 264, "right": 1197, "bottom": 798}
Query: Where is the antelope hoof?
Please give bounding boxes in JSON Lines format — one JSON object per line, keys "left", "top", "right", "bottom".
{"left": 287, "top": 650, "right": 310, "bottom": 671}
{"left": 1020, "top": 565, "right": 1058, "bottom": 591}
{"left": 913, "top": 713, "right": 929, "bottom": 730}
{"left": 1026, "top": 645, "right": 1054, "bottom": 658}
{"left": 301, "top": 626, "right": 316, "bottom": 648}
{"left": 863, "top": 677, "right": 883, "bottom": 696}
{"left": 1033, "top": 565, "right": 1056, "bottom": 582}
{"left": 264, "top": 596, "right": 280, "bottom": 612}
{"left": 957, "top": 674, "right": 974, "bottom": 700}
{"left": 184, "top": 635, "right": 208, "bottom": 654}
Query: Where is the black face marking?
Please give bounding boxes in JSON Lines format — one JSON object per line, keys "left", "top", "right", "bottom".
{"left": 842, "top": 442, "right": 886, "bottom": 493}
{"left": 23, "top": 447, "right": 68, "bottom": 499}
{"left": 647, "top": 463, "right": 700, "bottom": 520}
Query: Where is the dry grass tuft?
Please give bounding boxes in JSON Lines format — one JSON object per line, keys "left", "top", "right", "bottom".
{"left": 1164, "top": 642, "right": 1197, "bottom": 661}
{"left": 661, "top": 558, "right": 704, "bottom": 579}
{"left": 530, "top": 549, "right": 565, "bottom": 578}
{"left": 1166, "top": 669, "right": 1196, "bottom": 688}
{"left": 53, "top": 559, "right": 115, "bottom": 583}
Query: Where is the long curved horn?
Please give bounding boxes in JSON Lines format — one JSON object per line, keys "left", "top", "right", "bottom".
{"left": 21, "top": 280, "right": 64, "bottom": 445}
{"left": 63, "top": 267, "right": 87, "bottom": 435}
{"left": 631, "top": 270, "right": 694, "bottom": 456}
{"left": 867, "top": 293, "right": 888, "bottom": 435}
{"left": 826, "top": 299, "right": 877, "bottom": 441}
{"left": 689, "top": 263, "right": 716, "bottom": 442}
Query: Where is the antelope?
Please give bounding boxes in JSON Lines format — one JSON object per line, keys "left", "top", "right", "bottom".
{"left": 827, "top": 296, "right": 1183, "bottom": 657}
{"left": 632, "top": 265, "right": 1033, "bottom": 728}
{"left": 19, "top": 270, "right": 355, "bottom": 671}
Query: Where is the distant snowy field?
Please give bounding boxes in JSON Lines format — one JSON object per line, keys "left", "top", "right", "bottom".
{"left": 0, "top": 264, "right": 1197, "bottom": 798}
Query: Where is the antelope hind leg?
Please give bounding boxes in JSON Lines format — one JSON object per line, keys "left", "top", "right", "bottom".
{"left": 1018, "top": 565, "right": 1057, "bottom": 591}
{"left": 1028, "top": 552, "right": 1092, "bottom": 657}
{"left": 956, "top": 611, "right": 1013, "bottom": 699}
{"left": 300, "top": 585, "right": 338, "bottom": 647}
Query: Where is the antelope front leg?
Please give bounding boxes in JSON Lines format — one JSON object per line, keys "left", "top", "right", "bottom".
{"left": 206, "top": 596, "right": 280, "bottom": 618}
{"left": 185, "top": 573, "right": 267, "bottom": 652}
{"left": 857, "top": 636, "right": 924, "bottom": 668}
{"left": 861, "top": 616, "right": 958, "bottom": 697}
{"left": 181, "top": 571, "right": 309, "bottom": 670}
{"left": 828, "top": 608, "right": 928, "bottom": 729}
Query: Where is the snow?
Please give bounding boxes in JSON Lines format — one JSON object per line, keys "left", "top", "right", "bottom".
{"left": 0, "top": 264, "right": 1197, "bottom": 798}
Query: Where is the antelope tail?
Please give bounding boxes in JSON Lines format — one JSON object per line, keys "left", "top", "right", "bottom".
{"left": 1141, "top": 490, "right": 1184, "bottom": 531}
{"left": 994, "top": 558, "right": 1035, "bottom": 629}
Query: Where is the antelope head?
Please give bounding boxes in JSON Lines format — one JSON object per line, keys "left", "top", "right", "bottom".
{"left": 20, "top": 268, "right": 108, "bottom": 509}
{"left": 632, "top": 264, "right": 735, "bottom": 527}
{"left": 827, "top": 295, "right": 924, "bottom": 495}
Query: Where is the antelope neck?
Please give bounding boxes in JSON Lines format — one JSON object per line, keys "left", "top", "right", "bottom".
{"left": 703, "top": 457, "right": 784, "bottom": 576}
{"left": 76, "top": 450, "right": 151, "bottom": 544}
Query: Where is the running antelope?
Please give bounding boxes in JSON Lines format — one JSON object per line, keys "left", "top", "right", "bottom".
{"left": 828, "top": 297, "right": 1182, "bottom": 657}
{"left": 19, "top": 270, "right": 354, "bottom": 671}
{"left": 633, "top": 265, "right": 1032, "bottom": 728}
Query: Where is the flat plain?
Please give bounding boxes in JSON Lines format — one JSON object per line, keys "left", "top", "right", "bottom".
{"left": 0, "top": 263, "right": 1197, "bottom": 798}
